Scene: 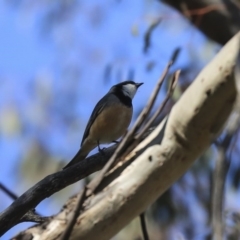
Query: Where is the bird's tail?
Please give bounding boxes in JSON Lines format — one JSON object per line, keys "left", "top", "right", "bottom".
{"left": 63, "top": 148, "right": 88, "bottom": 169}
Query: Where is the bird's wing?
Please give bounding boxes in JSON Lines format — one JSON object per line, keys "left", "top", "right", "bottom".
{"left": 80, "top": 94, "right": 110, "bottom": 146}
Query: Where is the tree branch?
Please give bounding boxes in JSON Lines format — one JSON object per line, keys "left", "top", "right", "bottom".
{"left": 0, "top": 183, "right": 18, "bottom": 200}
{"left": 211, "top": 111, "right": 240, "bottom": 240}
{"left": 140, "top": 213, "right": 149, "bottom": 240}
{"left": 13, "top": 32, "right": 240, "bottom": 240}
{"left": 0, "top": 183, "right": 47, "bottom": 224}
{"left": 162, "top": 0, "right": 240, "bottom": 44}
{"left": 0, "top": 145, "right": 117, "bottom": 236}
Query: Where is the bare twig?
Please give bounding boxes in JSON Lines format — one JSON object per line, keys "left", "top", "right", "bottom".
{"left": 20, "top": 210, "right": 47, "bottom": 224}
{"left": 137, "top": 70, "right": 180, "bottom": 140}
{"left": 136, "top": 72, "right": 179, "bottom": 240}
{"left": 140, "top": 213, "right": 149, "bottom": 240}
{"left": 60, "top": 187, "right": 87, "bottom": 240}
{"left": 169, "top": 47, "right": 181, "bottom": 65}
{"left": 118, "top": 70, "right": 179, "bottom": 163}
{"left": 0, "top": 183, "right": 18, "bottom": 200}
{"left": 212, "top": 112, "right": 240, "bottom": 240}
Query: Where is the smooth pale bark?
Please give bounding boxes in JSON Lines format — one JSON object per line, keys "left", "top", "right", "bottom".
{"left": 13, "top": 32, "right": 240, "bottom": 240}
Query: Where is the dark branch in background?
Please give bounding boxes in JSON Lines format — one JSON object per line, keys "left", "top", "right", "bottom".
{"left": 140, "top": 213, "right": 149, "bottom": 240}
{"left": 143, "top": 19, "right": 161, "bottom": 53}
{"left": 170, "top": 47, "right": 181, "bottom": 65}
{"left": 0, "top": 183, "right": 18, "bottom": 200}
{"left": 0, "top": 183, "right": 46, "bottom": 224}
{"left": 162, "top": 0, "right": 240, "bottom": 45}
{"left": 211, "top": 113, "right": 240, "bottom": 239}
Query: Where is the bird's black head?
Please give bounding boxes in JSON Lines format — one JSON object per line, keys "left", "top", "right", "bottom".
{"left": 110, "top": 80, "right": 143, "bottom": 99}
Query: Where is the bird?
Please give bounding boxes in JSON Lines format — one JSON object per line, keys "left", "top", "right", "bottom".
{"left": 63, "top": 80, "right": 143, "bottom": 169}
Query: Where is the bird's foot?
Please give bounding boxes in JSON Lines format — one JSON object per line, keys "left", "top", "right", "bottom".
{"left": 97, "top": 141, "right": 106, "bottom": 155}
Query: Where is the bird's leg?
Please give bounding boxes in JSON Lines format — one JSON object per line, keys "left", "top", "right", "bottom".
{"left": 97, "top": 140, "right": 106, "bottom": 155}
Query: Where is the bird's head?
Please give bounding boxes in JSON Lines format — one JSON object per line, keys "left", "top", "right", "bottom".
{"left": 110, "top": 80, "right": 143, "bottom": 99}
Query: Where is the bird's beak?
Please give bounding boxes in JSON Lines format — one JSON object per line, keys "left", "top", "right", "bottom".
{"left": 136, "top": 82, "right": 144, "bottom": 88}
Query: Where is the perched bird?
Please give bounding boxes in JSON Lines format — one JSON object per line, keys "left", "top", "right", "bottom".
{"left": 63, "top": 80, "right": 143, "bottom": 169}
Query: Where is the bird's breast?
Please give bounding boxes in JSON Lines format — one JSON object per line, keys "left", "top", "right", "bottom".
{"left": 89, "top": 104, "right": 133, "bottom": 144}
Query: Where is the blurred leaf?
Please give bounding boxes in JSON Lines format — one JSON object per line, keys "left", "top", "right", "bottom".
{"left": 0, "top": 105, "right": 22, "bottom": 136}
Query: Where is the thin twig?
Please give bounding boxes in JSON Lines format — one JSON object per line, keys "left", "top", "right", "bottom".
{"left": 169, "top": 48, "right": 181, "bottom": 65}
{"left": 20, "top": 210, "right": 48, "bottom": 223}
{"left": 118, "top": 70, "right": 179, "bottom": 163}
{"left": 0, "top": 183, "right": 18, "bottom": 200}
{"left": 212, "top": 113, "right": 240, "bottom": 240}
{"left": 136, "top": 72, "right": 179, "bottom": 240}
{"left": 130, "top": 61, "right": 173, "bottom": 135}
{"left": 60, "top": 187, "right": 87, "bottom": 240}
{"left": 140, "top": 213, "right": 149, "bottom": 240}
{"left": 137, "top": 70, "right": 180, "bottom": 140}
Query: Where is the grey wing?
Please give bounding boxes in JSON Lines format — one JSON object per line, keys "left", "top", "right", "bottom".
{"left": 80, "top": 94, "right": 110, "bottom": 146}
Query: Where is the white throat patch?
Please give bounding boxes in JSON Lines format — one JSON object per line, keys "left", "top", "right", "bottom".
{"left": 122, "top": 84, "right": 137, "bottom": 99}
